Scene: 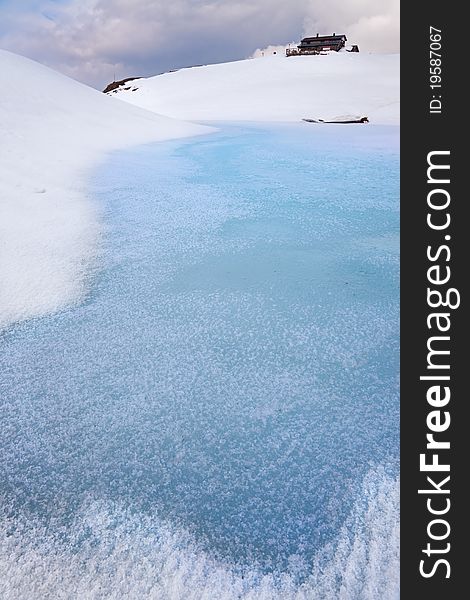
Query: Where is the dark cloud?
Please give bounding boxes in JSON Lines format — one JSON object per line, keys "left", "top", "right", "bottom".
{"left": 0, "top": 0, "right": 399, "bottom": 88}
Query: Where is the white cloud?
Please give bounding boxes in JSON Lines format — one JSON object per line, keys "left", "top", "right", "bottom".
{"left": 251, "top": 44, "right": 295, "bottom": 58}
{"left": 302, "top": 0, "right": 399, "bottom": 53}
{"left": 0, "top": 0, "right": 399, "bottom": 88}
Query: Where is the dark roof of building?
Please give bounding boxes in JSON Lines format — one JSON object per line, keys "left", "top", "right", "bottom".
{"left": 301, "top": 34, "right": 347, "bottom": 43}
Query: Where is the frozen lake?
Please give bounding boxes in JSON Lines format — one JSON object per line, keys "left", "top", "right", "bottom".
{"left": 1, "top": 123, "right": 399, "bottom": 597}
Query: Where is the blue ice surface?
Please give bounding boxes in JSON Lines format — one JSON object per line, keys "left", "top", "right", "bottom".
{"left": 0, "top": 123, "right": 399, "bottom": 575}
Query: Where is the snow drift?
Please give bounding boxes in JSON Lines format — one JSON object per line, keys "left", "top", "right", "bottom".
{"left": 0, "top": 49, "right": 209, "bottom": 330}
{"left": 109, "top": 53, "right": 399, "bottom": 125}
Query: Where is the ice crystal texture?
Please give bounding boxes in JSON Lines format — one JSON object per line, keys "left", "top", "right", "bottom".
{"left": 1, "top": 124, "right": 399, "bottom": 598}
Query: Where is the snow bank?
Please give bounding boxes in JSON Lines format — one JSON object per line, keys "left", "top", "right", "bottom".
{"left": 0, "top": 49, "right": 209, "bottom": 330}
{"left": 110, "top": 53, "right": 399, "bottom": 125}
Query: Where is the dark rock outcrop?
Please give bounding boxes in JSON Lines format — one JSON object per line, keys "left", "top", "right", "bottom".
{"left": 102, "top": 77, "right": 142, "bottom": 94}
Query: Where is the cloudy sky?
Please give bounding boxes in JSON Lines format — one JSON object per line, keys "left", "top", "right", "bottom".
{"left": 0, "top": 0, "right": 399, "bottom": 89}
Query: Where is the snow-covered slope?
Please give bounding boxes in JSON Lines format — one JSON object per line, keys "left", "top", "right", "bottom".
{"left": 110, "top": 53, "right": 399, "bottom": 125}
{"left": 0, "top": 50, "right": 209, "bottom": 330}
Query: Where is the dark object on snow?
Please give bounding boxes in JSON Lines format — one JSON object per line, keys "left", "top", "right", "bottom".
{"left": 102, "top": 77, "right": 142, "bottom": 94}
{"left": 286, "top": 33, "right": 347, "bottom": 56}
{"left": 347, "top": 45, "right": 360, "bottom": 52}
{"left": 302, "top": 116, "right": 369, "bottom": 124}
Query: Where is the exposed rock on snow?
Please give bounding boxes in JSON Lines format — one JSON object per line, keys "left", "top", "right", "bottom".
{"left": 102, "top": 76, "right": 142, "bottom": 94}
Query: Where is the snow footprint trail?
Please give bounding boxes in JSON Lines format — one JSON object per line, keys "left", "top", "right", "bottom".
{"left": 0, "top": 123, "right": 399, "bottom": 598}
